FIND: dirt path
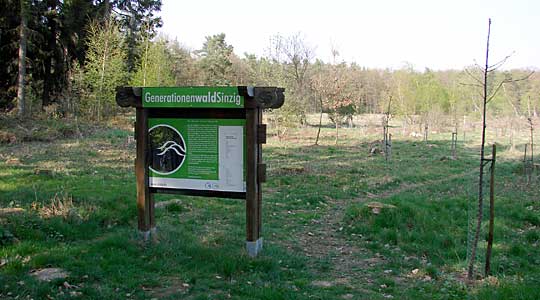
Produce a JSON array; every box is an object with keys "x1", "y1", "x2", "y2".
[
  {"x1": 364, "y1": 168, "x2": 477, "y2": 201},
  {"x1": 289, "y1": 169, "x2": 477, "y2": 289}
]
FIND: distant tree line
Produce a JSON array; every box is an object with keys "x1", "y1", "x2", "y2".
[{"x1": 1, "y1": 5, "x2": 539, "y2": 126}]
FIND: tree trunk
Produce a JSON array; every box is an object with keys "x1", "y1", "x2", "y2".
[
  {"x1": 314, "y1": 96, "x2": 323, "y2": 145},
  {"x1": 485, "y1": 144, "x2": 496, "y2": 277},
  {"x1": 126, "y1": 15, "x2": 136, "y2": 72},
  {"x1": 98, "y1": 24, "x2": 110, "y2": 122},
  {"x1": 143, "y1": 34, "x2": 149, "y2": 86},
  {"x1": 335, "y1": 119, "x2": 339, "y2": 145},
  {"x1": 42, "y1": 0, "x2": 58, "y2": 109},
  {"x1": 103, "y1": 0, "x2": 110, "y2": 20},
  {"x1": 527, "y1": 96, "x2": 532, "y2": 118},
  {"x1": 17, "y1": 0, "x2": 28, "y2": 117}
]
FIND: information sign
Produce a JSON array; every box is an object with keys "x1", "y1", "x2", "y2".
[{"x1": 116, "y1": 86, "x2": 284, "y2": 257}]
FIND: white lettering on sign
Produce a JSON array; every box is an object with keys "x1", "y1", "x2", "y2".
[{"x1": 144, "y1": 92, "x2": 242, "y2": 106}]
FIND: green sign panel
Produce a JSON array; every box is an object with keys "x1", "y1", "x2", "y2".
[
  {"x1": 148, "y1": 118, "x2": 246, "y2": 192},
  {"x1": 143, "y1": 87, "x2": 244, "y2": 108}
]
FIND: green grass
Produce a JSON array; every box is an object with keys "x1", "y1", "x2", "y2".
[{"x1": 1, "y1": 117, "x2": 539, "y2": 299}]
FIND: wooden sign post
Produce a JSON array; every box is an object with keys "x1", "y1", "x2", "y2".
[{"x1": 116, "y1": 86, "x2": 284, "y2": 257}]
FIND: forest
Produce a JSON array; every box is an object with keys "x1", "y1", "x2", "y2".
[{"x1": 1, "y1": 0, "x2": 539, "y2": 128}]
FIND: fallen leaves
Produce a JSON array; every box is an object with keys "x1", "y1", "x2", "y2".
[
  {"x1": 29, "y1": 268, "x2": 69, "y2": 282},
  {"x1": 366, "y1": 202, "x2": 397, "y2": 215},
  {"x1": 311, "y1": 280, "x2": 334, "y2": 288}
]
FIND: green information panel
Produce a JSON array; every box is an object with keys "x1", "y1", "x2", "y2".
[
  {"x1": 143, "y1": 87, "x2": 244, "y2": 108},
  {"x1": 148, "y1": 118, "x2": 246, "y2": 192}
]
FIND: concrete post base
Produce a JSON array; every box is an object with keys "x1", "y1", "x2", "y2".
[
  {"x1": 139, "y1": 227, "x2": 157, "y2": 243},
  {"x1": 246, "y1": 238, "x2": 263, "y2": 257}
]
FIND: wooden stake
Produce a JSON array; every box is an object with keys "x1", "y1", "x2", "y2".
[
  {"x1": 529, "y1": 118, "x2": 534, "y2": 164},
  {"x1": 451, "y1": 132, "x2": 458, "y2": 159},
  {"x1": 485, "y1": 144, "x2": 496, "y2": 276},
  {"x1": 387, "y1": 133, "x2": 392, "y2": 161},
  {"x1": 524, "y1": 144, "x2": 531, "y2": 184}
]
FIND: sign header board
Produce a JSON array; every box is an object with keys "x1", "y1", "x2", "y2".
[{"x1": 142, "y1": 87, "x2": 244, "y2": 108}]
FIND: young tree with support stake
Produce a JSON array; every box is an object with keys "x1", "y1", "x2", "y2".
[
  {"x1": 383, "y1": 95, "x2": 393, "y2": 161},
  {"x1": 466, "y1": 18, "x2": 533, "y2": 281}
]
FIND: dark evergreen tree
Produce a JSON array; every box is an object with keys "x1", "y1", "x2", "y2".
[
  {"x1": 113, "y1": 0, "x2": 162, "y2": 72},
  {"x1": 0, "y1": 0, "x2": 21, "y2": 110},
  {"x1": 196, "y1": 33, "x2": 234, "y2": 85}
]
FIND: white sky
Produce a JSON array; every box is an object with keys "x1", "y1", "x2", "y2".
[{"x1": 158, "y1": 0, "x2": 540, "y2": 70}]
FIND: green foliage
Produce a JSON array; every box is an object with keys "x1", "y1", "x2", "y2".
[
  {"x1": 131, "y1": 37, "x2": 175, "y2": 87},
  {"x1": 168, "y1": 39, "x2": 201, "y2": 85},
  {"x1": 82, "y1": 19, "x2": 128, "y2": 121},
  {"x1": 196, "y1": 33, "x2": 234, "y2": 85},
  {"x1": 114, "y1": 0, "x2": 163, "y2": 72}
]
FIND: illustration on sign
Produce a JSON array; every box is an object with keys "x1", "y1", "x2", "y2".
[
  {"x1": 148, "y1": 118, "x2": 246, "y2": 193},
  {"x1": 149, "y1": 124, "x2": 186, "y2": 175}
]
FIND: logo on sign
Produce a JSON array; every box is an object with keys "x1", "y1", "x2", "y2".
[{"x1": 149, "y1": 124, "x2": 186, "y2": 175}]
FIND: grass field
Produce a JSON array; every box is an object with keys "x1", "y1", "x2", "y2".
[{"x1": 1, "y1": 116, "x2": 539, "y2": 299}]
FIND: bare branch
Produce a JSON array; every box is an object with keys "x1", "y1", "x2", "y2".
[
  {"x1": 459, "y1": 82, "x2": 483, "y2": 88},
  {"x1": 486, "y1": 81, "x2": 505, "y2": 103},
  {"x1": 487, "y1": 52, "x2": 515, "y2": 72},
  {"x1": 472, "y1": 59, "x2": 483, "y2": 70},
  {"x1": 486, "y1": 71, "x2": 535, "y2": 103},
  {"x1": 511, "y1": 71, "x2": 535, "y2": 82},
  {"x1": 464, "y1": 68, "x2": 484, "y2": 85}
]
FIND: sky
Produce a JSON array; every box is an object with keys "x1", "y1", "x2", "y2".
[{"x1": 158, "y1": 0, "x2": 540, "y2": 71}]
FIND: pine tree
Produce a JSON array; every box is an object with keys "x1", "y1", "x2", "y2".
[{"x1": 196, "y1": 33, "x2": 234, "y2": 85}]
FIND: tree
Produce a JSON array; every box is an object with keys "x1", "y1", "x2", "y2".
[
  {"x1": 267, "y1": 33, "x2": 315, "y2": 125},
  {"x1": 466, "y1": 19, "x2": 533, "y2": 280},
  {"x1": 168, "y1": 39, "x2": 201, "y2": 85},
  {"x1": 389, "y1": 66, "x2": 420, "y2": 133},
  {"x1": 310, "y1": 60, "x2": 326, "y2": 145},
  {"x1": 415, "y1": 69, "x2": 450, "y2": 131},
  {"x1": 83, "y1": 19, "x2": 127, "y2": 121},
  {"x1": 312, "y1": 49, "x2": 354, "y2": 145},
  {"x1": 61, "y1": 0, "x2": 103, "y2": 66},
  {"x1": 324, "y1": 59, "x2": 354, "y2": 145},
  {"x1": 0, "y1": 0, "x2": 19, "y2": 110},
  {"x1": 131, "y1": 36, "x2": 174, "y2": 87},
  {"x1": 41, "y1": 0, "x2": 60, "y2": 108},
  {"x1": 196, "y1": 33, "x2": 234, "y2": 85},
  {"x1": 114, "y1": 0, "x2": 162, "y2": 72}
]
